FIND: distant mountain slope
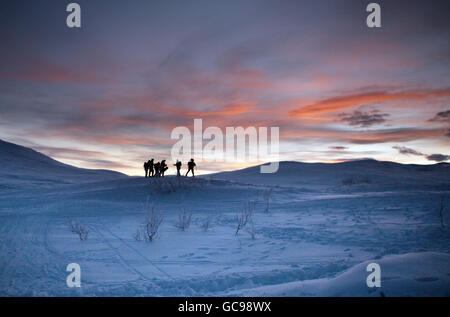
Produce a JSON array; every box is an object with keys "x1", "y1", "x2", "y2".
[
  {"x1": 210, "y1": 160, "x2": 450, "y2": 191},
  {"x1": 0, "y1": 139, "x2": 126, "y2": 187}
]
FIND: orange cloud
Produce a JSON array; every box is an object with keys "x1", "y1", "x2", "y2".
[
  {"x1": 347, "y1": 128, "x2": 446, "y2": 144},
  {"x1": 289, "y1": 88, "x2": 450, "y2": 118},
  {"x1": 280, "y1": 125, "x2": 448, "y2": 145},
  {"x1": 183, "y1": 104, "x2": 255, "y2": 117}
]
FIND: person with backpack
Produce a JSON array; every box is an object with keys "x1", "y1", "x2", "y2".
[
  {"x1": 174, "y1": 160, "x2": 182, "y2": 177},
  {"x1": 148, "y1": 158, "x2": 155, "y2": 177},
  {"x1": 154, "y1": 161, "x2": 161, "y2": 177},
  {"x1": 160, "y1": 160, "x2": 168, "y2": 177},
  {"x1": 185, "y1": 158, "x2": 196, "y2": 177},
  {"x1": 143, "y1": 161, "x2": 149, "y2": 177}
]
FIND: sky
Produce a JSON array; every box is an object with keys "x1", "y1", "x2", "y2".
[{"x1": 0, "y1": 0, "x2": 449, "y2": 175}]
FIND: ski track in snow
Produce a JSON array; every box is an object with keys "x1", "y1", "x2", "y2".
[{"x1": 96, "y1": 223, "x2": 174, "y2": 280}]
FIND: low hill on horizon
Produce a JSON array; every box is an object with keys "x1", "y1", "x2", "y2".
[
  {"x1": 0, "y1": 139, "x2": 126, "y2": 188},
  {"x1": 210, "y1": 159, "x2": 450, "y2": 191}
]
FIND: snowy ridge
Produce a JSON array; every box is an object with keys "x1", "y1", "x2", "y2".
[
  {"x1": 211, "y1": 160, "x2": 450, "y2": 191},
  {"x1": 0, "y1": 139, "x2": 126, "y2": 188}
]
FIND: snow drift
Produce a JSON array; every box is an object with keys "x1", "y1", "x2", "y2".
[{"x1": 230, "y1": 252, "x2": 450, "y2": 297}]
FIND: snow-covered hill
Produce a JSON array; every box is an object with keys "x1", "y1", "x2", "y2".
[
  {"x1": 0, "y1": 139, "x2": 126, "y2": 188},
  {"x1": 211, "y1": 160, "x2": 450, "y2": 191}
]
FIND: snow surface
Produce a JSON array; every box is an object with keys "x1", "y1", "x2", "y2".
[
  {"x1": 0, "y1": 140, "x2": 449, "y2": 296},
  {"x1": 229, "y1": 252, "x2": 450, "y2": 297}
]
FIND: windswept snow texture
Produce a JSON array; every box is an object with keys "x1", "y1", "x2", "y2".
[{"x1": 0, "y1": 141, "x2": 449, "y2": 296}]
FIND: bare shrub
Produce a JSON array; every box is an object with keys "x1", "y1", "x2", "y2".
[
  {"x1": 342, "y1": 176, "x2": 371, "y2": 185},
  {"x1": 151, "y1": 177, "x2": 208, "y2": 194},
  {"x1": 361, "y1": 176, "x2": 371, "y2": 184},
  {"x1": 201, "y1": 215, "x2": 213, "y2": 231},
  {"x1": 68, "y1": 219, "x2": 90, "y2": 241},
  {"x1": 246, "y1": 220, "x2": 256, "y2": 239},
  {"x1": 143, "y1": 205, "x2": 163, "y2": 241},
  {"x1": 132, "y1": 228, "x2": 142, "y2": 241},
  {"x1": 152, "y1": 177, "x2": 190, "y2": 194},
  {"x1": 175, "y1": 208, "x2": 192, "y2": 231},
  {"x1": 262, "y1": 188, "x2": 273, "y2": 213},
  {"x1": 235, "y1": 201, "x2": 255, "y2": 236},
  {"x1": 153, "y1": 178, "x2": 178, "y2": 194},
  {"x1": 439, "y1": 198, "x2": 446, "y2": 230},
  {"x1": 342, "y1": 177, "x2": 355, "y2": 185},
  {"x1": 68, "y1": 218, "x2": 76, "y2": 233}
]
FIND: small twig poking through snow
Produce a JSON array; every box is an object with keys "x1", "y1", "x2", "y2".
[
  {"x1": 235, "y1": 200, "x2": 255, "y2": 236},
  {"x1": 262, "y1": 188, "x2": 273, "y2": 213},
  {"x1": 439, "y1": 197, "x2": 445, "y2": 230},
  {"x1": 175, "y1": 208, "x2": 192, "y2": 231},
  {"x1": 68, "y1": 219, "x2": 89, "y2": 241},
  {"x1": 201, "y1": 215, "x2": 212, "y2": 231},
  {"x1": 132, "y1": 228, "x2": 142, "y2": 241},
  {"x1": 143, "y1": 205, "x2": 163, "y2": 242},
  {"x1": 68, "y1": 218, "x2": 76, "y2": 233},
  {"x1": 78, "y1": 226, "x2": 89, "y2": 241},
  {"x1": 245, "y1": 219, "x2": 256, "y2": 239}
]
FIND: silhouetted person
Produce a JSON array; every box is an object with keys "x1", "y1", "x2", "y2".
[
  {"x1": 160, "y1": 160, "x2": 168, "y2": 177},
  {"x1": 143, "y1": 161, "x2": 149, "y2": 177},
  {"x1": 148, "y1": 159, "x2": 154, "y2": 177},
  {"x1": 154, "y1": 161, "x2": 161, "y2": 177},
  {"x1": 174, "y1": 160, "x2": 182, "y2": 177},
  {"x1": 186, "y1": 158, "x2": 196, "y2": 177}
]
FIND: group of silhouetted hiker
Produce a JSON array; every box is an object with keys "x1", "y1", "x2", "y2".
[{"x1": 143, "y1": 158, "x2": 196, "y2": 178}]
